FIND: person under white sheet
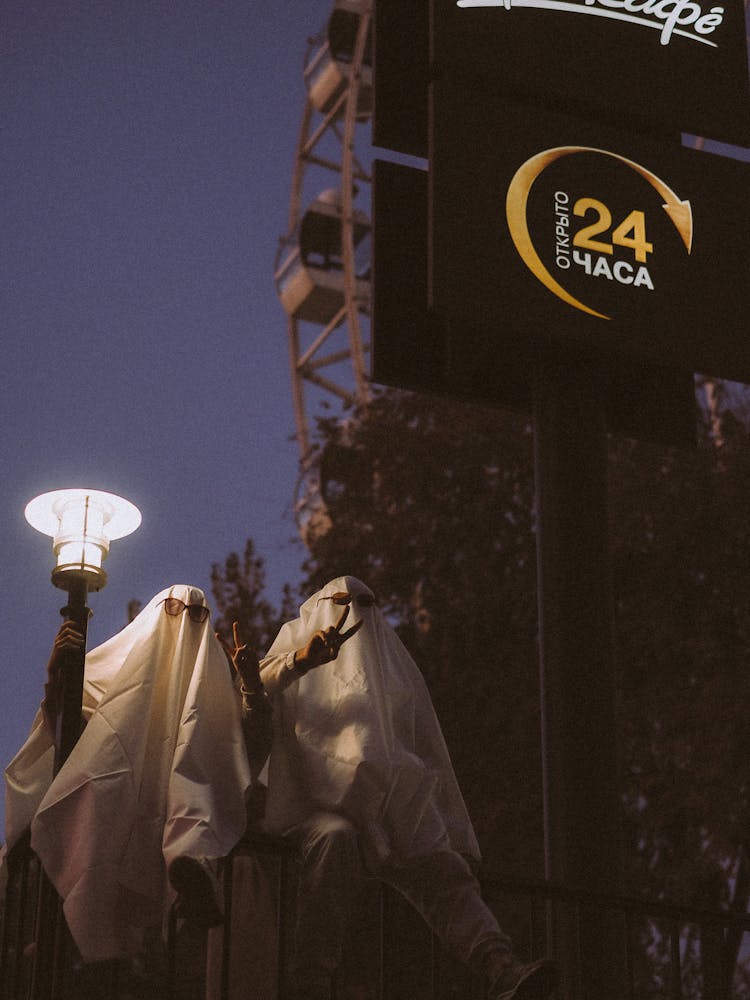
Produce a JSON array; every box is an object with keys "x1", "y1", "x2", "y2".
[
  {"x1": 257, "y1": 575, "x2": 557, "y2": 1000},
  {"x1": 4, "y1": 584, "x2": 252, "y2": 963}
]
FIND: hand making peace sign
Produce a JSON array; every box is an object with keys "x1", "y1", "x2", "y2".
[
  {"x1": 293, "y1": 603, "x2": 363, "y2": 675},
  {"x1": 217, "y1": 621, "x2": 263, "y2": 694}
]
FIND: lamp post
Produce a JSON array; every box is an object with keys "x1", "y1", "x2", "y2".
[
  {"x1": 24, "y1": 489, "x2": 140, "y2": 1000},
  {"x1": 25, "y1": 488, "x2": 142, "y2": 772}
]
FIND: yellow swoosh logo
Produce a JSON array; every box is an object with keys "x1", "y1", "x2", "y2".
[{"x1": 505, "y1": 146, "x2": 693, "y2": 319}]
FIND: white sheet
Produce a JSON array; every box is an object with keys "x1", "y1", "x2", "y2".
[
  {"x1": 261, "y1": 576, "x2": 480, "y2": 868},
  {"x1": 5, "y1": 584, "x2": 251, "y2": 961}
]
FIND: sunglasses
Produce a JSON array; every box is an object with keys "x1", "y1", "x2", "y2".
[
  {"x1": 160, "y1": 597, "x2": 210, "y2": 623},
  {"x1": 317, "y1": 590, "x2": 375, "y2": 608}
]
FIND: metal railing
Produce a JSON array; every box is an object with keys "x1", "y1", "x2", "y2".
[
  {"x1": 482, "y1": 875, "x2": 750, "y2": 1000},
  {"x1": 3, "y1": 834, "x2": 749, "y2": 1000}
]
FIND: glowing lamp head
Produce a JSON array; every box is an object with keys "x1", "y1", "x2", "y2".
[{"x1": 25, "y1": 489, "x2": 142, "y2": 591}]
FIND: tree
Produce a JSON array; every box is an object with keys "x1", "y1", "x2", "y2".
[
  {"x1": 612, "y1": 396, "x2": 750, "y2": 997},
  {"x1": 301, "y1": 384, "x2": 750, "y2": 995},
  {"x1": 212, "y1": 383, "x2": 750, "y2": 995},
  {"x1": 210, "y1": 538, "x2": 297, "y2": 655}
]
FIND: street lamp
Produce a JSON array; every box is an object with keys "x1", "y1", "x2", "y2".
[
  {"x1": 23, "y1": 489, "x2": 141, "y2": 998},
  {"x1": 24, "y1": 488, "x2": 141, "y2": 771}
]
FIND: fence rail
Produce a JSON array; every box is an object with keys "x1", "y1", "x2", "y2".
[
  {"x1": 3, "y1": 834, "x2": 749, "y2": 999},
  {"x1": 482, "y1": 874, "x2": 750, "y2": 1000}
]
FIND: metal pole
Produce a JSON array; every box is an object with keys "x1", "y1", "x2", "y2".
[
  {"x1": 53, "y1": 578, "x2": 90, "y2": 775},
  {"x1": 31, "y1": 577, "x2": 91, "y2": 999},
  {"x1": 533, "y1": 357, "x2": 627, "y2": 1000}
]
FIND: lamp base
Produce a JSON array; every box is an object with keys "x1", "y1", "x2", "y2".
[{"x1": 51, "y1": 565, "x2": 107, "y2": 592}]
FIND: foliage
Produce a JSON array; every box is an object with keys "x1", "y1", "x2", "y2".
[
  {"x1": 212, "y1": 381, "x2": 750, "y2": 994},
  {"x1": 210, "y1": 538, "x2": 297, "y2": 656},
  {"x1": 614, "y1": 411, "x2": 750, "y2": 910},
  {"x1": 611, "y1": 393, "x2": 750, "y2": 996},
  {"x1": 303, "y1": 383, "x2": 750, "y2": 993}
]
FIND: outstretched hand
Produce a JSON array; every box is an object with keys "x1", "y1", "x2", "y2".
[
  {"x1": 217, "y1": 622, "x2": 262, "y2": 693},
  {"x1": 294, "y1": 604, "x2": 363, "y2": 675}
]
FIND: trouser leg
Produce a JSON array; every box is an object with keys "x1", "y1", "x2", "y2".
[
  {"x1": 379, "y1": 850, "x2": 512, "y2": 969},
  {"x1": 380, "y1": 852, "x2": 557, "y2": 998},
  {"x1": 287, "y1": 811, "x2": 365, "y2": 997}
]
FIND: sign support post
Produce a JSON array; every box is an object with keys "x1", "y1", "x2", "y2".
[{"x1": 533, "y1": 358, "x2": 627, "y2": 998}]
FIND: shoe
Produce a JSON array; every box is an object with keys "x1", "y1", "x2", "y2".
[
  {"x1": 489, "y1": 956, "x2": 558, "y2": 999},
  {"x1": 168, "y1": 855, "x2": 224, "y2": 928}
]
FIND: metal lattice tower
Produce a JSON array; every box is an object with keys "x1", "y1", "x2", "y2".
[{"x1": 275, "y1": 1, "x2": 373, "y2": 546}]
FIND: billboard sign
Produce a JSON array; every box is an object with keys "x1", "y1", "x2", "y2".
[
  {"x1": 373, "y1": 159, "x2": 697, "y2": 444},
  {"x1": 429, "y1": 85, "x2": 750, "y2": 381},
  {"x1": 433, "y1": 0, "x2": 750, "y2": 146}
]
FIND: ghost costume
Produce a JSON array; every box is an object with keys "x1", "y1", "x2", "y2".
[
  {"x1": 259, "y1": 576, "x2": 511, "y2": 996},
  {"x1": 4, "y1": 585, "x2": 251, "y2": 962}
]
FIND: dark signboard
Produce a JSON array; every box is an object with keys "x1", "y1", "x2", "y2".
[
  {"x1": 429, "y1": 85, "x2": 750, "y2": 382},
  {"x1": 373, "y1": 159, "x2": 697, "y2": 445},
  {"x1": 374, "y1": 0, "x2": 750, "y2": 154},
  {"x1": 373, "y1": 0, "x2": 429, "y2": 157}
]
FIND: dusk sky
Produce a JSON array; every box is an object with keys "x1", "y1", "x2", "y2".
[{"x1": 1, "y1": 0, "x2": 354, "y2": 835}]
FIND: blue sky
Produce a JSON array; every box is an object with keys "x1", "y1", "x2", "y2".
[{"x1": 1, "y1": 0, "x2": 346, "y2": 835}]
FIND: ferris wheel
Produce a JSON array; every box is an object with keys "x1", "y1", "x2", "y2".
[{"x1": 275, "y1": 0, "x2": 373, "y2": 545}]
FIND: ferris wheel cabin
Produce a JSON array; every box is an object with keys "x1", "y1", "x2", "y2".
[
  {"x1": 275, "y1": 190, "x2": 371, "y2": 324},
  {"x1": 303, "y1": 0, "x2": 373, "y2": 117}
]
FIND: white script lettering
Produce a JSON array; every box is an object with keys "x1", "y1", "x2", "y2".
[{"x1": 457, "y1": 0, "x2": 724, "y2": 47}]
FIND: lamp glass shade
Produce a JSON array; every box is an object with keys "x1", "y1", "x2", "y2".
[{"x1": 25, "y1": 489, "x2": 141, "y2": 589}]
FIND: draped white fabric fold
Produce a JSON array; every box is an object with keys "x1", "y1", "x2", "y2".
[{"x1": 4, "y1": 584, "x2": 251, "y2": 962}]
